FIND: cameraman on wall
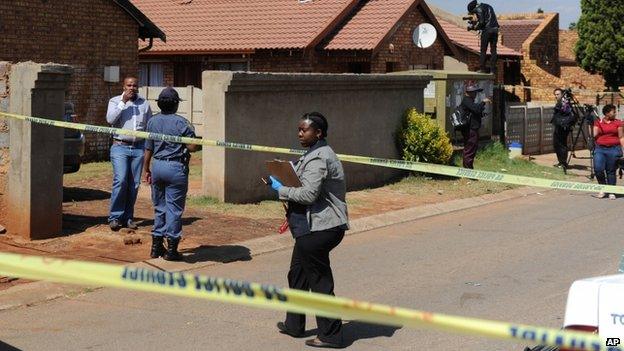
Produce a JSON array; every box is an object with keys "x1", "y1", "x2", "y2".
[
  {"x1": 466, "y1": 0, "x2": 499, "y2": 74},
  {"x1": 550, "y1": 88, "x2": 575, "y2": 169}
]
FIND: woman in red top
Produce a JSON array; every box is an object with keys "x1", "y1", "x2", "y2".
[{"x1": 593, "y1": 104, "x2": 624, "y2": 199}]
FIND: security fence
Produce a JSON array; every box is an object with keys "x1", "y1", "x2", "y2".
[{"x1": 505, "y1": 104, "x2": 595, "y2": 155}]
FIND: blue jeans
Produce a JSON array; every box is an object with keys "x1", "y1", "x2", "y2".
[
  {"x1": 594, "y1": 145, "x2": 622, "y2": 186},
  {"x1": 151, "y1": 160, "x2": 189, "y2": 239},
  {"x1": 109, "y1": 143, "x2": 144, "y2": 223}
]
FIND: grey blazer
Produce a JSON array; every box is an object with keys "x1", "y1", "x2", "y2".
[{"x1": 278, "y1": 139, "x2": 349, "y2": 233}]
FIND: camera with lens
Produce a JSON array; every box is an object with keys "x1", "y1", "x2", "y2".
[
  {"x1": 561, "y1": 88, "x2": 574, "y2": 102},
  {"x1": 463, "y1": 15, "x2": 478, "y2": 31}
]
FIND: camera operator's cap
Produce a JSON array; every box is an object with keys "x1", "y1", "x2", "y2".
[
  {"x1": 467, "y1": 0, "x2": 478, "y2": 12},
  {"x1": 466, "y1": 84, "x2": 483, "y2": 93},
  {"x1": 156, "y1": 87, "x2": 183, "y2": 102}
]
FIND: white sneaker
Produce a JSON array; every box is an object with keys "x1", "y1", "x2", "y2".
[
  {"x1": 594, "y1": 192, "x2": 606, "y2": 198},
  {"x1": 609, "y1": 194, "x2": 617, "y2": 200}
]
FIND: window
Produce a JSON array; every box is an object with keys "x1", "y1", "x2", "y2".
[
  {"x1": 138, "y1": 63, "x2": 164, "y2": 86},
  {"x1": 174, "y1": 62, "x2": 202, "y2": 87},
  {"x1": 385, "y1": 62, "x2": 398, "y2": 73}
]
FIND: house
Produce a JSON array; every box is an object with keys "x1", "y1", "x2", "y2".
[
  {"x1": 133, "y1": 0, "x2": 459, "y2": 87},
  {"x1": 0, "y1": 0, "x2": 165, "y2": 160},
  {"x1": 497, "y1": 12, "x2": 608, "y2": 103}
]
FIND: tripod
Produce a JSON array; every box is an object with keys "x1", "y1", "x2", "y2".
[{"x1": 566, "y1": 102, "x2": 596, "y2": 179}]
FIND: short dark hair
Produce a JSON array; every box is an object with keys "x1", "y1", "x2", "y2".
[
  {"x1": 603, "y1": 104, "x2": 617, "y2": 116},
  {"x1": 553, "y1": 88, "x2": 563, "y2": 94},
  {"x1": 301, "y1": 112, "x2": 329, "y2": 138},
  {"x1": 157, "y1": 98, "x2": 179, "y2": 114}
]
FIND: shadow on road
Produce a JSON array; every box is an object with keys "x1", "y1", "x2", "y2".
[
  {"x1": 341, "y1": 321, "x2": 401, "y2": 347},
  {"x1": 182, "y1": 244, "x2": 252, "y2": 264},
  {"x1": 0, "y1": 340, "x2": 22, "y2": 350}
]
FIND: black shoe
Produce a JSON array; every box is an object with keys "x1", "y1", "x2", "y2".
[
  {"x1": 277, "y1": 322, "x2": 305, "y2": 338},
  {"x1": 150, "y1": 235, "x2": 166, "y2": 258},
  {"x1": 109, "y1": 219, "x2": 122, "y2": 232},
  {"x1": 163, "y1": 236, "x2": 183, "y2": 261},
  {"x1": 304, "y1": 338, "x2": 344, "y2": 349},
  {"x1": 126, "y1": 219, "x2": 138, "y2": 230}
]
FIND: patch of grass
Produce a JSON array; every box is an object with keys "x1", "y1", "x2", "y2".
[
  {"x1": 63, "y1": 161, "x2": 111, "y2": 182},
  {"x1": 186, "y1": 195, "x2": 284, "y2": 219},
  {"x1": 189, "y1": 150, "x2": 202, "y2": 181},
  {"x1": 470, "y1": 142, "x2": 570, "y2": 180},
  {"x1": 389, "y1": 142, "x2": 572, "y2": 196}
]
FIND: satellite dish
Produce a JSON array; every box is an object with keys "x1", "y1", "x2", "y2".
[{"x1": 413, "y1": 23, "x2": 437, "y2": 49}]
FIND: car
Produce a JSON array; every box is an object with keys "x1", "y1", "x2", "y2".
[
  {"x1": 525, "y1": 274, "x2": 624, "y2": 351},
  {"x1": 63, "y1": 102, "x2": 85, "y2": 174}
]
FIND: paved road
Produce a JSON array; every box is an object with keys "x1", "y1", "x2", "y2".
[{"x1": 0, "y1": 189, "x2": 622, "y2": 350}]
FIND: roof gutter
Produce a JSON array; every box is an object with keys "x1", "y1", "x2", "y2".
[{"x1": 138, "y1": 37, "x2": 154, "y2": 53}]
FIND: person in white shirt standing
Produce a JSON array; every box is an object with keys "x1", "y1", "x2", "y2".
[{"x1": 105, "y1": 77, "x2": 152, "y2": 232}]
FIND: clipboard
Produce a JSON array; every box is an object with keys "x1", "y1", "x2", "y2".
[{"x1": 265, "y1": 159, "x2": 302, "y2": 187}]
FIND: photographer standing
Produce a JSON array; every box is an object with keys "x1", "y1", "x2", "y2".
[
  {"x1": 459, "y1": 84, "x2": 490, "y2": 169},
  {"x1": 592, "y1": 104, "x2": 624, "y2": 199},
  {"x1": 550, "y1": 88, "x2": 575, "y2": 169},
  {"x1": 467, "y1": 0, "x2": 499, "y2": 74}
]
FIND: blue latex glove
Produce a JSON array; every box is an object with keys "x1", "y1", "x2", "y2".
[{"x1": 269, "y1": 176, "x2": 283, "y2": 191}]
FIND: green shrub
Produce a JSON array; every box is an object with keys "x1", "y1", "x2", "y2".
[{"x1": 396, "y1": 108, "x2": 453, "y2": 164}]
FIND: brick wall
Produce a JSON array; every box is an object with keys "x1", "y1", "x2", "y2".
[
  {"x1": 0, "y1": 0, "x2": 141, "y2": 160},
  {"x1": 559, "y1": 30, "x2": 606, "y2": 91},
  {"x1": 371, "y1": 6, "x2": 445, "y2": 72},
  {"x1": 524, "y1": 14, "x2": 560, "y2": 77},
  {"x1": 251, "y1": 50, "x2": 315, "y2": 72}
]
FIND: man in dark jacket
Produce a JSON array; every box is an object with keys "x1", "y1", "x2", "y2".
[
  {"x1": 459, "y1": 84, "x2": 490, "y2": 169},
  {"x1": 550, "y1": 88, "x2": 574, "y2": 168},
  {"x1": 467, "y1": 0, "x2": 499, "y2": 74}
]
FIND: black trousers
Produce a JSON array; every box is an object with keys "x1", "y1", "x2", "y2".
[
  {"x1": 461, "y1": 128, "x2": 479, "y2": 169},
  {"x1": 553, "y1": 126, "x2": 570, "y2": 166},
  {"x1": 480, "y1": 27, "x2": 499, "y2": 73},
  {"x1": 285, "y1": 229, "x2": 345, "y2": 344}
]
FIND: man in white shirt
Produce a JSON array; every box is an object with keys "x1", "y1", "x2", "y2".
[{"x1": 105, "y1": 77, "x2": 152, "y2": 231}]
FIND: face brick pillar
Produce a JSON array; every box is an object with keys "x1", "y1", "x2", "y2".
[{"x1": 7, "y1": 62, "x2": 72, "y2": 240}]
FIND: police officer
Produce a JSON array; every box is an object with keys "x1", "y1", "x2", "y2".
[{"x1": 143, "y1": 87, "x2": 199, "y2": 261}]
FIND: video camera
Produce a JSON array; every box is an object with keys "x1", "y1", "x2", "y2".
[{"x1": 463, "y1": 15, "x2": 478, "y2": 31}]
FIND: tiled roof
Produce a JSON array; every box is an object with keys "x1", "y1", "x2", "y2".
[
  {"x1": 498, "y1": 20, "x2": 542, "y2": 52},
  {"x1": 132, "y1": 0, "x2": 358, "y2": 53},
  {"x1": 436, "y1": 19, "x2": 521, "y2": 57},
  {"x1": 323, "y1": 0, "x2": 416, "y2": 50}
]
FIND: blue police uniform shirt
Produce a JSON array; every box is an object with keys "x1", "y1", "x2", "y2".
[{"x1": 145, "y1": 114, "x2": 196, "y2": 159}]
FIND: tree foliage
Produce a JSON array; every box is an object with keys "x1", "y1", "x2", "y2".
[{"x1": 575, "y1": 0, "x2": 624, "y2": 91}]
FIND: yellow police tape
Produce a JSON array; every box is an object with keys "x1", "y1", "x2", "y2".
[
  {"x1": 0, "y1": 251, "x2": 613, "y2": 351},
  {"x1": 1, "y1": 111, "x2": 623, "y2": 195}
]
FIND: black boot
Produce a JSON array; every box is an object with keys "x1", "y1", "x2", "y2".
[
  {"x1": 150, "y1": 235, "x2": 166, "y2": 258},
  {"x1": 163, "y1": 236, "x2": 183, "y2": 261}
]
